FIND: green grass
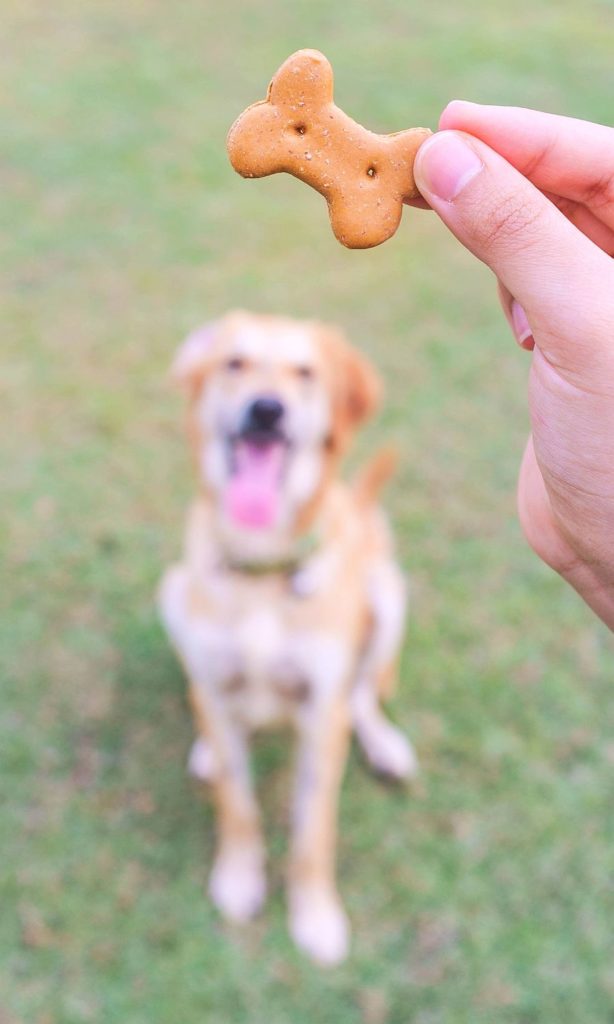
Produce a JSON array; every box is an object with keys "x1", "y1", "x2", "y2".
[{"x1": 2, "y1": 1, "x2": 614, "y2": 1021}]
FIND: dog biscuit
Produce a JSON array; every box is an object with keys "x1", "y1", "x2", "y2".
[{"x1": 227, "y1": 49, "x2": 432, "y2": 249}]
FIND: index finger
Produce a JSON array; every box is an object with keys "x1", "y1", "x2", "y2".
[{"x1": 439, "y1": 102, "x2": 614, "y2": 221}]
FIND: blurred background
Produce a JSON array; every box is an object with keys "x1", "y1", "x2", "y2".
[{"x1": 2, "y1": 1, "x2": 614, "y2": 1021}]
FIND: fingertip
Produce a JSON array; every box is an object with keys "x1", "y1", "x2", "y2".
[
  {"x1": 511, "y1": 300, "x2": 535, "y2": 350},
  {"x1": 414, "y1": 130, "x2": 484, "y2": 203},
  {"x1": 498, "y1": 283, "x2": 535, "y2": 351},
  {"x1": 438, "y1": 99, "x2": 481, "y2": 130},
  {"x1": 403, "y1": 196, "x2": 432, "y2": 210}
]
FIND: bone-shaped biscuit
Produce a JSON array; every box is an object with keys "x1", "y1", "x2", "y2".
[{"x1": 227, "y1": 49, "x2": 432, "y2": 249}]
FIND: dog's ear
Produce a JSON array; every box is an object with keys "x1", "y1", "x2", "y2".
[
  {"x1": 323, "y1": 327, "x2": 382, "y2": 450},
  {"x1": 170, "y1": 321, "x2": 218, "y2": 394},
  {"x1": 342, "y1": 342, "x2": 381, "y2": 428}
]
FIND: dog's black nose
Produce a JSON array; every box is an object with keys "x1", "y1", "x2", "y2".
[{"x1": 245, "y1": 396, "x2": 285, "y2": 432}]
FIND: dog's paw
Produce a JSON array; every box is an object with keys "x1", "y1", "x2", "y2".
[
  {"x1": 187, "y1": 737, "x2": 218, "y2": 782},
  {"x1": 208, "y1": 849, "x2": 266, "y2": 923},
  {"x1": 360, "y1": 721, "x2": 419, "y2": 782},
  {"x1": 289, "y1": 889, "x2": 350, "y2": 966}
]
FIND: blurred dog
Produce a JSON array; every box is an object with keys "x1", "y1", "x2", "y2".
[{"x1": 158, "y1": 311, "x2": 416, "y2": 965}]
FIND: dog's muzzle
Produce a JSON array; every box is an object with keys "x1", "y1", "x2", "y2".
[{"x1": 240, "y1": 394, "x2": 285, "y2": 441}]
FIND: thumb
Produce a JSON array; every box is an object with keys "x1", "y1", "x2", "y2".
[{"x1": 414, "y1": 130, "x2": 614, "y2": 382}]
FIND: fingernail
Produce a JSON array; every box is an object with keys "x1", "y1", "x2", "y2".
[
  {"x1": 415, "y1": 131, "x2": 484, "y2": 201},
  {"x1": 511, "y1": 300, "x2": 534, "y2": 348}
]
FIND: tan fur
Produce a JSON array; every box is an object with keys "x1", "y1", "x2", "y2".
[
  {"x1": 158, "y1": 312, "x2": 415, "y2": 965},
  {"x1": 353, "y1": 446, "x2": 398, "y2": 507}
]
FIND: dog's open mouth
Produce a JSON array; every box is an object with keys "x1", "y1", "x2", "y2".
[{"x1": 223, "y1": 434, "x2": 288, "y2": 529}]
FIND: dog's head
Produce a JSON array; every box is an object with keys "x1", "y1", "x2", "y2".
[{"x1": 172, "y1": 311, "x2": 381, "y2": 534}]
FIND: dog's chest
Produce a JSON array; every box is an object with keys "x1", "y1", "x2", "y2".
[{"x1": 198, "y1": 584, "x2": 353, "y2": 727}]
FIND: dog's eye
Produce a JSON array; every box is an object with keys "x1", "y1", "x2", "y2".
[
  {"x1": 295, "y1": 365, "x2": 315, "y2": 381},
  {"x1": 225, "y1": 356, "x2": 245, "y2": 372}
]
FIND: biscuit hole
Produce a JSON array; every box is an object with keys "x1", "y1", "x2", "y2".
[
  {"x1": 294, "y1": 123, "x2": 307, "y2": 135},
  {"x1": 366, "y1": 165, "x2": 377, "y2": 177}
]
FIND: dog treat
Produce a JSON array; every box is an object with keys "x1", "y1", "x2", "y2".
[{"x1": 227, "y1": 49, "x2": 432, "y2": 249}]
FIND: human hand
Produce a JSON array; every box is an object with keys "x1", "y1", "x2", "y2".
[{"x1": 412, "y1": 103, "x2": 614, "y2": 628}]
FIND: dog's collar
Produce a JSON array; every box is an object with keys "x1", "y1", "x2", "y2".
[{"x1": 223, "y1": 530, "x2": 320, "y2": 578}]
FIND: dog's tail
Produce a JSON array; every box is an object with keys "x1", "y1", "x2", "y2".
[{"x1": 352, "y1": 446, "x2": 398, "y2": 507}]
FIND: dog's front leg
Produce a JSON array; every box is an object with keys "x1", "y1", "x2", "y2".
[
  {"x1": 159, "y1": 566, "x2": 266, "y2": 921},
  {"x1": 288, "y1": 689, "x2": 351, "y2": 965},
  {"x1": 190, "y1": 684, "x2": 266, "y2": 923}
]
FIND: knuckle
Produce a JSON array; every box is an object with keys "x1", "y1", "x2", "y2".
[
  {"x1": 478, "y1": 191, "x2": 546, "y2": 255},
  {"x1": 581, "y1": 170, "x2": 614, "y2": 211}
]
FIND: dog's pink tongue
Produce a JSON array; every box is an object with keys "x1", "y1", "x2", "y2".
[{"x1": 224, "y1": 441, "x2": 284, "y2": 529}]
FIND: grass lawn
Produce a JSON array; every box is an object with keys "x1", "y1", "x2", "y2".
[{"x1": 1, "y1": 1, "x2": 613, "y2": 1021}]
